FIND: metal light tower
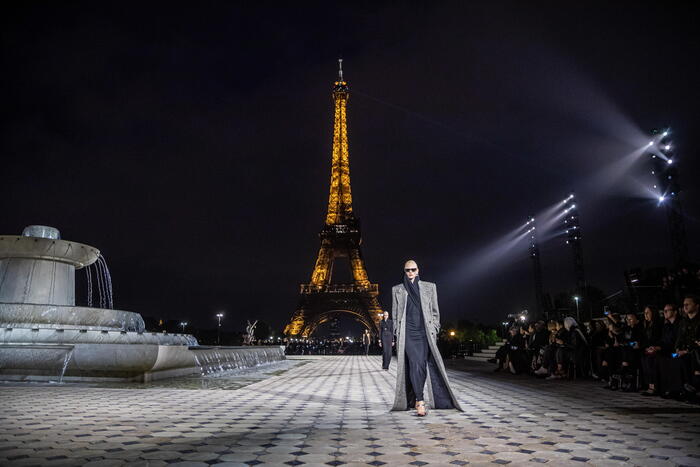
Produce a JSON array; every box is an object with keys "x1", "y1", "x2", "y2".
[
  {"x1": 527, "y1": 216, "x2": 546, "y2": 320},
  {"x1": 563, "y1": 194, "x2": 588, "y2": 321},
  {"x1": 649, "y1": 128, "x2": 687, "y2": 267}
]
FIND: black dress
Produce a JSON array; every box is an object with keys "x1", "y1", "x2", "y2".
[{"x1": 404, "y1": 282, "x2": 429, "y2": 400}]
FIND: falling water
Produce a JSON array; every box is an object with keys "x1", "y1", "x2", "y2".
[
  {"x1": 58, "y1": 348, "x2": 74, "y2": 383},
  {"x1": 85, "y1": 255, "x2": 114, "y2": 309},
  {"x1": 85, "y1": 266, "x2": 93, "y2": 307},
  {"x1": 94, "y1": 260, "x2": 105, "y2": 308},
  {"x1": 189, "y1": 347, "x2": 285, "y2": 377},
  {"x1": 193, "y1": 353, "x2": 202, "y2": 376},
  {"x1": 97, "y1": 255, "x2": 114, "y2": 309},
  {"x1": 98, "y1": 255, "x2": 114, "y2": 309}
]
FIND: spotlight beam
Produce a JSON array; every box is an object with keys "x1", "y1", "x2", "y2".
[{"x1": 449, "y1": 227, "x2": 533, "y2": 286}]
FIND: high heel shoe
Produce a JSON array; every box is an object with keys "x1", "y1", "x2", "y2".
[{"x1": 416, "y1": 401, "x2": 427, "y2": 417}]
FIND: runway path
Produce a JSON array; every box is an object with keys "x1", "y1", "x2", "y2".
[{"x1": 1, "y1": 355, "x2": 699, "y2": 466}]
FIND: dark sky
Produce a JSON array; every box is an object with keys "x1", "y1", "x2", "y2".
[{"x1": 2, "y1": 2, "x2": 698, "y2": 333}]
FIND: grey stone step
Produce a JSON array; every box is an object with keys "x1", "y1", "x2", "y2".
[
  {"x1": 466, "y1": 340, "x2": 505, "y2": 361},
  {"x1": 464, "y1": 355, "x2": 493, "y2": 362}
]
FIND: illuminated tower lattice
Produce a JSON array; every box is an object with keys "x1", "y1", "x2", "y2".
[
  {"x1": 649, "y1": 128, "x2": 687, "y2": 267},
  {"x1": 284, "y1": 60, "x2": 383, "y2": 337},
  {"x1": 563, "y1": 194, "x2": 588, "y2": 320}
]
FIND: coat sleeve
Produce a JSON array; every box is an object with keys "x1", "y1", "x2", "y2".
[{"x1": 431, "y1": 283, "x2": 440, "y2": 332}]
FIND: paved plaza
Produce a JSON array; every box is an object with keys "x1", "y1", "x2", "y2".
[{"x1": 1, "y1": 355, "x2": 699, "y2": 467}]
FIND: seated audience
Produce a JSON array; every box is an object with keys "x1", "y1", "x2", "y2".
[
  {"x1": 590, "y1": 320, "x2": 608, "y2": 379},
  {"x1": 619, "y1": 312, "x2": 645, "y2": 391},
  {"x1": 667, "y1": 295, "x2": 700, "y2": 400},
  {"x1": 547, "y1": 317, "x2": 588, "y2": 380},
  {"x1": 495, "y1": 326, "x2": 527, "y2": 374},
  {"x1": 640, "y1": 306, "x2": 663, "y2": 394},
  {"x1": 642, "y1": 304, "x2": 678, "y2": 396}
]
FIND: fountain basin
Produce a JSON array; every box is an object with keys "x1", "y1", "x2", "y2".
[
  {"x1": 0, "y1": 328, "x2": 192, "y2": 345},
  {"x1": 0, "y1": 226, "x2": 286, "y2": 383},
  {"x1": 0, "y1": 303, "x2": 145, "y2": 332},
  {"x1": 0, "y1": 235, "x2": 100, "y2": 306},
  {"x1": 0, "y1": 235, "x2": 99, "y2": 268},
  {"x1": 0, "y1": 340, "x2": 285, "y2": 382}
]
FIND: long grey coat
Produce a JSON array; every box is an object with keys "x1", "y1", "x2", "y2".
[{"x1": 390, "y1": 280, "x2": 463, "y2": 411}]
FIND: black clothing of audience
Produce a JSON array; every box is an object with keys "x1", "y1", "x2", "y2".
[
  {"x1": 640, "y1": 315, "x2": 664, "y2": 391},
  {"x1": 530, "y1": 328, "x2": 549, "y2": 351},
  {"x1": 657, "y1": 317, "x2": 683, "y2": 394},
  {"x1": 507, "y1": 332, "x2": 528, "y2": 373},
  {"x1": 660, "y1": 318, "x2": 681, "y2": 355},
  {"x1": 557, "y1": 325, "x2": 588, "y2": 375},
  {"x1": 676, "y1": 312, "x2": 700, "y2": 351},
  {"x1": 642, "y1": 318, "x2": 663, "y2": 349}
]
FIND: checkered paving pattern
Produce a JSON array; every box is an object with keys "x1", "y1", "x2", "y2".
[{"x1": 1, "y1": 356, "x2": 699, "y2": 466}]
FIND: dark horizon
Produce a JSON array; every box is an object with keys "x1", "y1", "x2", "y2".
[{"x1": 2, "y1": 2, "x2": 699, "y2": 334}]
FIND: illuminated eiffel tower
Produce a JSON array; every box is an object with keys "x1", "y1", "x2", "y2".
[{"x1": 284, "y1": 60, "x2": 383, "y2": 337}]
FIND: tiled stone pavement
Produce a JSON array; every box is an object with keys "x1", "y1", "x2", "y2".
[{"x1": 1, "y1": 356, "x2": 700, "y2": 466}]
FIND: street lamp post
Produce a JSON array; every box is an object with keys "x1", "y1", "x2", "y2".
[
  {"x1": 573, "y1": 296, "x2": 580, "y2": 322},
  {"x1": 180, "y1": 321, "x2": 187, "y2": 333},
  {"x1": 216, "y1": 313, "x2": 224, "y2": 345}
]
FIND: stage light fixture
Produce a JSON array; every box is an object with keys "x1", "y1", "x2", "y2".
[{"x1": 667, "y1": 159, "x2": 673, "y2": 164}]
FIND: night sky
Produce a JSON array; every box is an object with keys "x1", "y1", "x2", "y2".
[{"x1": 2, "y1": 2, "x2": 698, "y2": 334}]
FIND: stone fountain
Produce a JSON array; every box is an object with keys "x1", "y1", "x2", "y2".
[{"x1": 0, "y1": 226, "x2": 284, "y2": 382}]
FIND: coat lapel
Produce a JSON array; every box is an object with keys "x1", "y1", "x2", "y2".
[
  {"x1": 418, "y1": 280, "x2": 430, "y2": 313},
  {"x1": 396, "y1": 286, "x2": 407, "y2": 321}
]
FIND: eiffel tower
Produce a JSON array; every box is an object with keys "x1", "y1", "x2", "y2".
[{"x1": 284, "y1": 60, "x2": 383, "y2": 337}]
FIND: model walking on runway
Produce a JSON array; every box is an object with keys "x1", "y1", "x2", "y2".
[{"x1": 391, "y1": 260, "x2": 462, "y2": 416}]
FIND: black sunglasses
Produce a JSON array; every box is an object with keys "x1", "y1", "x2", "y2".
[{"x1": 404, "y1": 268, "x2": 417, "y2": 272}]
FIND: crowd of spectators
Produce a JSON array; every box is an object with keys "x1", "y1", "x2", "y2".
[
  {"x1": 491, "y1": 294, "x2": 700, "y2": 403},
  {"x1": 283, "y1": 337, "x2": 380, "y2": 355}
]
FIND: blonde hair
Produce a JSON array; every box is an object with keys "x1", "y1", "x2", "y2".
[{"x1": 564, "y1": 317, "x2": 578, "y2": 330}]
